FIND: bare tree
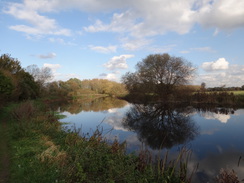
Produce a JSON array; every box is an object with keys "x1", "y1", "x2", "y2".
[
  {"x1": 25, "y1": 65, "x2": 53, "y2": 86},
  {"x1": 122, "y1": 53, "x2": 196, "y2": 98}
]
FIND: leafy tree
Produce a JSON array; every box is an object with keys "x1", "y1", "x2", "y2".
[
  {"x1": 0, "y1": 53, "x2": 41, "y2": 101},
  {"x1": 15, "y1": 71, "x2": 40, "y2": 100},
  {"x1": 0, "y1": 54, "x2": 22, "y2": 74},
  {"x1": 122, "y1": 53, "x2": 195, "y2": 98},
  {"x1": 0, "y1": 70, "x2": 14, "y2": 100}
]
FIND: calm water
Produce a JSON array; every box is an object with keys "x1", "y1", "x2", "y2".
[{"x1": 58, "y1": 97, "x2": 244, "y2": 182}]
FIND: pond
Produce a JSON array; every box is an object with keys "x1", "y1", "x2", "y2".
[{"x1": 58, "y1": 97, "x2": 244, "y2": 182}]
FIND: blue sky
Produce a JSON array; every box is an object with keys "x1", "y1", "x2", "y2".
[{"x1": 1, "y1": 0, "x2": 244, "y2": 87}]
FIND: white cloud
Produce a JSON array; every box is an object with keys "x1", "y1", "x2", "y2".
[
  {"x1": 84, "y1": 1, "x2": 196, "y2": 37},
  {"x1": 104, "y1": 54, "x2": 134, "y2": 70},
  {"x1": 37, "y1": 52, "x2": 56, "y2": 59},
  {"x1": 121, "y1": 37, "x2": 152, "y2": 51},
  {"x1": 196, "y1": 64, "x2": 244, "y2": 87},
  {"x1": 43, "y1": 63, "x2": 61, "y2": 71},
  {"x1": 4, "y1": 1, "x2": 71, "y2": 36},
  {"x1": 84, "y1": 11, "x2": 136, "y2": 33},
  {"x1": 4, "y1": 0, "x2": 244, "y2": 40},
  {"x1": 4, "y1": 0, "x2": 244, "y2": 41},
  {"x1": 89, "y1": 45, "x2": 117, "y2": 53},
  {"x1": 197, "y1": 0, "x2": 244, "y2": 30},
  {"x1": 99, "y1": 73, "x2": 118, "y2": 81},
  {"x1": 202, "y1": 58, "x2": 229, "y2": 71}
]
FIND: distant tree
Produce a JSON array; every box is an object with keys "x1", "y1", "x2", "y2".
[
  {"x1": 25, "y1": 64, "x2": 52, "y2": 86},
  {"x1": 200, "y1": 82, "x2": 206, "y2": 91},
  {"x1": 122, "y1": 53, "x2": 195, "y2": 98},
  {"x1": 241, "y1": 85, "x2": 244, "y2": 90}
]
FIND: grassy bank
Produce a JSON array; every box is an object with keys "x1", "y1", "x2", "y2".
[{"x1": 0, "y1": 100, "x2": 194, "y2": 183}]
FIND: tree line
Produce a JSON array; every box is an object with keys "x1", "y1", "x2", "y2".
[
  {"x1": 47, "y1": 78, "x2": 128, "y2": 99},
  {"x1": 2, "y1": 52, "x2": 241, "y2": 105},
  {"x1": 0, "y1": 53, "x2": 127, "y2": 104},
  {"x1": 0, "y1": 54, "x2": 44, "y2": 102}
]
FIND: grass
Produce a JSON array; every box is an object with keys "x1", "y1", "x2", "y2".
[
  {"x1": 216, "y1": 168, "x2": 240, "y2": 183},
  {"x1": 1, "y1": 100, "x2": 196, "y2": 183}
]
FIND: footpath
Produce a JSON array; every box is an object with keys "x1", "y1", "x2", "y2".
[{"x1": 0, "y1": 115, "x2": 10, "y2": 183}]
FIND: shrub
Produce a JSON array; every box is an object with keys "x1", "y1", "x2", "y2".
[{"x1": 12, "y1": 101, "x2": 36, "y2": 121}]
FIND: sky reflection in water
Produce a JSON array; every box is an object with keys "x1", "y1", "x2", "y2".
[{"x1": 59, "y1": 97, "x2": 244, "y2": 182}]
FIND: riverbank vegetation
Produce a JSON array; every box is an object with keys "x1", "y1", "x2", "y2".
[
  {"x1": 1, "y1": 100, "x2": 196, "y2": 183},
  {"x1": 1, "y1": 52, "x2": 244, "y2": 182}
]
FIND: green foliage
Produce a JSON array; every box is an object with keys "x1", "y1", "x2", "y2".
[
  {"x1": 0, "y1": 70, "x2": 14, "y2": 99},
  {"x1": 0, "y1": 53, "x2": 41, "y2": 101},
  {"x1": 192, "y1": 91, "x2": 237, "y2": 105},
  {"x1": 16, "y1": 71, "x2": 40, "y2": 100},
  {"x1": 2, "y1": 101, "x2": 194, "y2": 183},
  {"x1": 0, "y1": 54, "x2": 22, "y2": 74},
  {"x1": 11, "y1": 101, "x2": 36, "y2": 122},
  {"x1": 122, "y1": 53, "x2": 195, "y2": 100},
  {"x1": 47, "y1": 78, "x2": 128, "y2": 99}
]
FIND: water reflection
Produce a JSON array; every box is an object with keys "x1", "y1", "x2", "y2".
[
  {"x1": 59, "y1": 99, "x2": 244, "y2": 182},
  {"x1": 122, "y1": 104, "x2": 199, "y2": 150},
  {"x1": 195, "y1": 107, "x2": 235, "y2": 123},
  {"x1": 60, "y1": 97, "x2": 128, "y2": 114}
]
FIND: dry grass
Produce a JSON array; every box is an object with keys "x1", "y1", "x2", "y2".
[
  {"x1": 38, "y1": 136, "x2": 67, "y2": 167},
  {"x1": 12, "y1": 101, "x2": 36, "y2": 121},
  {"x1": 216, "y1": 168, "x2": 240, "y2": 183}
]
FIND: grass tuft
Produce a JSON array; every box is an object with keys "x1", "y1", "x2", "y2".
[
  {"x1": 12, "y1": 101, "x2": 36, "y2": 122},
  {"x1": 216, "y1": 168, "x2": 240, "y2": 183}
]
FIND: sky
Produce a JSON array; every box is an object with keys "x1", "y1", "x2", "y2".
[{"x1": 1, "y1": 0, "x2": 244, "y2": 87}]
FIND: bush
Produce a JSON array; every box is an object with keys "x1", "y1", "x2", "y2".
[{"x1": 12, "y1": 101, "x2": 36, "y2": 121}]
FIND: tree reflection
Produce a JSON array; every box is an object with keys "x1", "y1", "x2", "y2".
[
  {"x1": 60, "y1": 97, "x2": 128, "y2": 114},
  {"x1": 123, "y1": 104, "x2": 198, "y2": 150}
]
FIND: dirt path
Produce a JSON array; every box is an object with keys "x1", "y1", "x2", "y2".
[{"x1": 0, "y1": 117, "x2": 10, "y2": 183}]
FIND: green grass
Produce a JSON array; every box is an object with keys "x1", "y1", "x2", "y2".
[
  {"x1": 229, "y1": 90, "x2": 244, "y2": 95},
  {"x1": 1, "y1": 100, "x2": 195, "y2": 183}
]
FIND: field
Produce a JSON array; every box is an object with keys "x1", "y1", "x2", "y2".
[{"x1": 230, "y1": 90, "x2": 244, "y2": 96}]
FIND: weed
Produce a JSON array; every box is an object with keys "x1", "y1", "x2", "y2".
[
  {"x1": 12, "y1": 101, "x2": 36, "y2": 122},
  {"x1": 216, "y1": 168, "x2": 240, "y2": 183},
  {"x1": 4, "y1": 100, "x2": 198, "y2": 183}
]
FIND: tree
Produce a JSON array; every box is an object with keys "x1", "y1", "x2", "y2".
[
  {"x1": 16, "y1": 71, "x2": 40, "y2": 100},
  {"x1": 0, "y1": 54, "x2": 22, "y2": 74},
  {"x1": 0, "y1": 70, "x2": 14, "y2": 101},
  {"x1": 0, "y1": 54, "x2": 41, "y2": 101},
  {"x1": 25, "y1": 64, "x2": 52, "y2": 86},
  {"x1": 200, "y1": 82, "x2": 206, "y2": 91},
  {"x1": 122, "y1": 53, "x2": 195, "y2": 98}
]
